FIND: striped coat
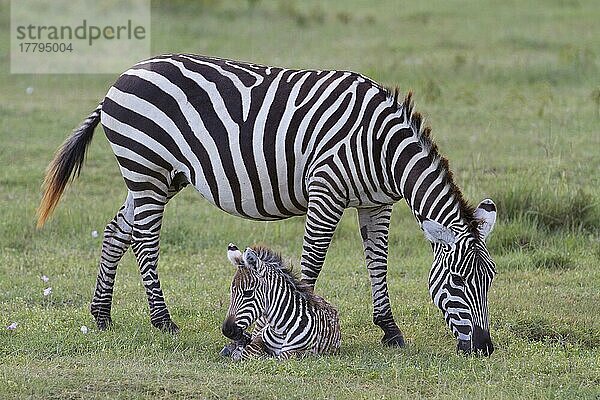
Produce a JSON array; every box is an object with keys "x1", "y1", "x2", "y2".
[
  {"x1": 222, "y1": 245, "x2": 340, "y2": 360},
  {"x1": 38, "y1": 54, "x2": 497, "y2": 354}
]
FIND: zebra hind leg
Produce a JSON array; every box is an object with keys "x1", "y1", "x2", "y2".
[
  {"x1": 358, "y1": 205, "x2": 405, "y2": 347},
  {"x1": 90, "y1": 191, "x2": 134, "y2": 330},
  {"x1": 130, "y1": 184, "x2": 182, "y2": 333}
]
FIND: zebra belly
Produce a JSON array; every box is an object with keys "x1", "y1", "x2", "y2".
[{"x1": 191, "y1": 175, "x2": 308, "y2": 221}]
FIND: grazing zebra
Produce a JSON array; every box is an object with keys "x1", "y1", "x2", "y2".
[
  {"x1": 37, "y1": 54, "x2": 497, "y2": 355},
  {"x1": 221, "y1": 244, "x2": 340, "y2": 360}
]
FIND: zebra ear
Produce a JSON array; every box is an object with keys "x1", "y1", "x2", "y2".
[
  {"x1": 421, "y1": 220, "x2": 456, "y2": 245},
  {"x1": 243, "y1": 248, "x2": 264, "y2": 275},
  {"x1": 474, "y1": 199, "x2": 497, "y2": 241},
  {"x1": 227, "y1": 243, "x2": 243, "y2": 266}
]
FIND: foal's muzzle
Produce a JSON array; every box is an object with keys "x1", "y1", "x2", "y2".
[
  {"x1": 457, "y1": 326, "x2": 494, "y2": 356},
  {"x1": 221, "y1": 316, "x2": 244, "y2": 341}
]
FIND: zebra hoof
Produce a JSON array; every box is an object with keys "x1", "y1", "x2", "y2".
[
  {"x1": 231, "y1": 347, "x2": 244, "y2": 362},
  {"x1": 219, "y1": 343, "x2": 236, "y2": 357},
  {"x1": 153, "y1": 318, "x2": 180, "y2": 334},
  {"x1": 220, "y1": 338, "x2": 249, "y2": 358},
  {"x1": 381, "y1": 332, "x2": 406, "y2": 347},
  {"x1": 95, "y1": 316, "x2": 113, "y2": 331}
]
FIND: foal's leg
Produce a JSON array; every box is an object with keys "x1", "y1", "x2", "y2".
[
  {"x1": 220, "y1": 317, "x2": 265, "y2": 357},
  {"x1": 277, "y1": 350, "x2": 302, "y2": 360},
  {"x1": 91, "y1": 191, "x2": 134, "y2": 330},
  {"x1": 234, "y1": 329, "x2": 269, "y2": 361},
  {"x1": 358, "y1": 205, "x2": 405, "y2": 347}
]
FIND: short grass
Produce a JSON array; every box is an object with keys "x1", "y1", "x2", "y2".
[{"x1": 1, "y1": 0, "x2": 599, "y2": 398}]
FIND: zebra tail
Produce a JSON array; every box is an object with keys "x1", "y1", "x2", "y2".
[{"x1": 37, "y1": 102, "x2": 103, "y2": 228}]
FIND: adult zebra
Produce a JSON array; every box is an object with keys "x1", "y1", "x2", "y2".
[
  {"x1": 38, "y1": 54, "x2": 497, "y2": 355},
  {"x1": 222, "y1": 244, "x2": 341, "y2": 360}
]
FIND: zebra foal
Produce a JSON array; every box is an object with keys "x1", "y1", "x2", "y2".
[{"x1": 221, "y1": 244, "x2": 341, "y2": 361}]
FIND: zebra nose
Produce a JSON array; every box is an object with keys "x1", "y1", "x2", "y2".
[
  {"x1": 457, "y1": 339, "x2": 472, "y2": 355},
  {"x1": 458, "y1": 326, "x2": 494, "y2": 356},
  {"x1": 222, "y1": 317, "x2": 242, "y2": 340},
  {"x1": 472, "y1": 326, "x2": 494, "y2": 356}
]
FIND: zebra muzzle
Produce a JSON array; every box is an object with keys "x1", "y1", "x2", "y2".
[
  {"x1": 222, "y1": 316, "x2": 244, "y2": 341},
  {"x1": 457, "y1": 326, "x2": 494, "y2": 356}
]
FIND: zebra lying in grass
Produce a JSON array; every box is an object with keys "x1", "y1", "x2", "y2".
[{"x1": 221, "y1": 244, "x2": 341, "y2": 361}]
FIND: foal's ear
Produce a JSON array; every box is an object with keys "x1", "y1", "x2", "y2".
[
  {"x1": 243, "y1": 248, "x2": 265, "y2": 275},
  {"x1": 227, "y1": 243, "x2": 243, "y2": 266},
  {"x1": 473, "y1": 199, "x2": 497, "y2": 241}
]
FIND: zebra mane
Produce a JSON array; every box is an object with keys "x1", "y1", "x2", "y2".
[
  {"x1": 386, "y1": 88, "x2": 479, "y2": 234},
  {"x1": 251, "y1": 246, "x2": 323, "y2": 307}
]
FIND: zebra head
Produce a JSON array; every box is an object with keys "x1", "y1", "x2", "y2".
[
  {"x1": 222, "y1": 244, "x2": 266, "y2": 342},
  {"x1": 422, "y1": 199, "x2": 497, "y2": 356}
]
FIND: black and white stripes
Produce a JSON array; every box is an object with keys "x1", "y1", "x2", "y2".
[
  {"x1": 222, "y1": 245, "x2": 340, "y2": 360},
  {"x1": 38, "y1": 54, "x2": 498, "y2": 354}
]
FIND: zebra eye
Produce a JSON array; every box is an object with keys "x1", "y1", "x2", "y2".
[
  {"x1": 242, "y1": 289, "x2": 254, "y2": 298},
  {"x1": 451, "y1": 274, "x2": 464, "y2": 286}
]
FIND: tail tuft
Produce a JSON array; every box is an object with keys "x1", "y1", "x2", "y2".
[{"x1": 37, "y1": 103, "x2": 102, "y2": 228}]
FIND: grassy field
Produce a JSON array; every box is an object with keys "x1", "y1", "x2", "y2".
[{"x1": 1, "y1": 0, "x2": 599, "y2": 398}]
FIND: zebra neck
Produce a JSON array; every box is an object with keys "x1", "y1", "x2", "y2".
[
  {"x1": 389, "y1": 132, "x2": 469, "y2": 230},
  {"x1": 264, "y1": 277, "x2": 310, "y2": 335}
]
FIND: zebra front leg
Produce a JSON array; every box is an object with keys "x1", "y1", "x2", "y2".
[
  {"x1": 130, "y1": 193, "x2": 178, "y2": 333},
  {"x1": 358, "y1": 205, "x2": 405, "y2": 347},
  {"x1": 300, "y1": 182, "x2": 345, "y2": 287},
  {"x1": 219, "y1": 331, "x2": 251, "y2": 357},
  {"x1": 90, "y1": 192, "x2": 134, "y2": 330},
  {"x1": 220, "y1": 316, "x2": 267, "y2": 357},
  {"x1": 232, "y1": 334, "x2": 269, "y2": 361}
]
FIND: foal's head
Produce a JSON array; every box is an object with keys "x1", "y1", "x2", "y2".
[{"x1": 221, "y1": 244, "x2": 270, "y2": 341}]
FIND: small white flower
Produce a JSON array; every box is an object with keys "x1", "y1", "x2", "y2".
[
  {"x1": 41, "y1": 275, "x2": 49, "y2": 282},
  {"x1": 43, "y1": 287, "x2": 52, "y2": 296},
  {"x1": 26, "y1": 87, "x2": 34, "y2": 95},
  {"x1": 91, "y1": 230, "x2": 99, "y2": 238},
  {"x1": 7, "y1": 322, "x2": 18, "y2": 330},
  {"x1": 80, "y1": 325, "x2": 89, "y2": 334}
]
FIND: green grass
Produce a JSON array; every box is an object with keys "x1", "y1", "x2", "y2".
[{"x1": 1, "y1": 0, "x2": 599, "y2": 398}]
